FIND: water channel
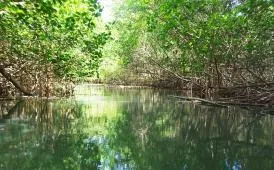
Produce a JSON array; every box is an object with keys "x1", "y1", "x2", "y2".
[{"x1": 0, "y1": 84, "x2": 273, "y2": 170}]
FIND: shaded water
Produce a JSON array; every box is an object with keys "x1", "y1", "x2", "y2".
[{"x1": 0, "y1": 84, "x2": 273, "y2": 170}]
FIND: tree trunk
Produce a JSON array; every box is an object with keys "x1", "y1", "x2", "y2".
[{"x1": 0, "y1": 65, "x2": 33, "y2": 96}]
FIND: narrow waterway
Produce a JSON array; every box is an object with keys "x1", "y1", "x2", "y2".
[{"x1": 0, "y1": 84, "x2": 273, "y2": 170}]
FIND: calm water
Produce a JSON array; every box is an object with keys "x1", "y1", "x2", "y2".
[{"x1": 0, "y1": 85, "x2": 273, "y2": 170}]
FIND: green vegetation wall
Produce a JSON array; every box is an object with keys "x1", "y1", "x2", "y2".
[
  {"x1": 100, "y1": 0, "x2": 273, "y2": 103},
  {"x1": 0, "y1": 0, "x2": 109, "y2": 97}
]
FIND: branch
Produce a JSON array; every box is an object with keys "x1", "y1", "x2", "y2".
[
  {"x1": 0, "y1": 64, "x2": 33, "y2": 96},
  {"x1": 170, "y1": 95, "x2": 229, "y2": 108}
]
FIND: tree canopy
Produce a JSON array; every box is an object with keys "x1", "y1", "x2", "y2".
[
  {"x1": 99, "y1": 0, "x2": 273, "y2": 104},
  {"x1": 0, "y1": 0, "x2": 273, "y2": 103},
  {"x1": 0, "y1": 0, "x2": 109, "y2": 96}
]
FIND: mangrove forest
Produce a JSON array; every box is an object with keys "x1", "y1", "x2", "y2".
[{"x1": 0, "y1": 0, "x2": 273, "y2": 170}]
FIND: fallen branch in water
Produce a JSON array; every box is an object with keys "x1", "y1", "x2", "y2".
[
  {"x1": 170, "y1": 95, "x2": 229, "y2": 108},
  {"x1": 216, "y1": 101, "x2": 265, "y2": 107},
  {"x1": 170, "y1": 95, "x2": 273, "y2": 109}
]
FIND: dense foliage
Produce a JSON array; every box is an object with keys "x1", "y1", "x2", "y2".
[
  {"x1": 0, "y1": 0, "x2": 109, "y2": 97},
  {"x1": 0, "y1": 0, "x2": 273, "y2": 104},
  {"x1": 100, "y1": 0, "x2": 273, "y2": 104}
]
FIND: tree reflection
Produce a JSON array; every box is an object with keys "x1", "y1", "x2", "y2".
[
  {"x1": 0, "y1": 86, "x2": 274, "y2": 170},
  {"x1": 107, "y1": 91, "x2": 274, "y2": 170},
  {"x1": 0, "y1": 99, "x2": 104, "y2": 170}
]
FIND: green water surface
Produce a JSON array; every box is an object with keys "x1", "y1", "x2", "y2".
[{"x1": 0, "y1": 85, "x2": 273, "y2": 170}]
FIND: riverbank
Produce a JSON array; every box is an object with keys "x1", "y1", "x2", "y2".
[
  {"x1": 1, "y1": 82, "x2": 273, "y2": 111},
  {"x1": 92, "y1": 77, "x2": 274, "y2": 109}
]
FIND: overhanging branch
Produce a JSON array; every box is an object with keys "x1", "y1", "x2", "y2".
[{"x1": 0, "y1": 64, "x2": 33, "y2": 96}]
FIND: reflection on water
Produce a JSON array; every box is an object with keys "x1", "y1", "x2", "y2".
[{"x1": 0, "y1": 84, "x2": 273, "y2": 170}]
